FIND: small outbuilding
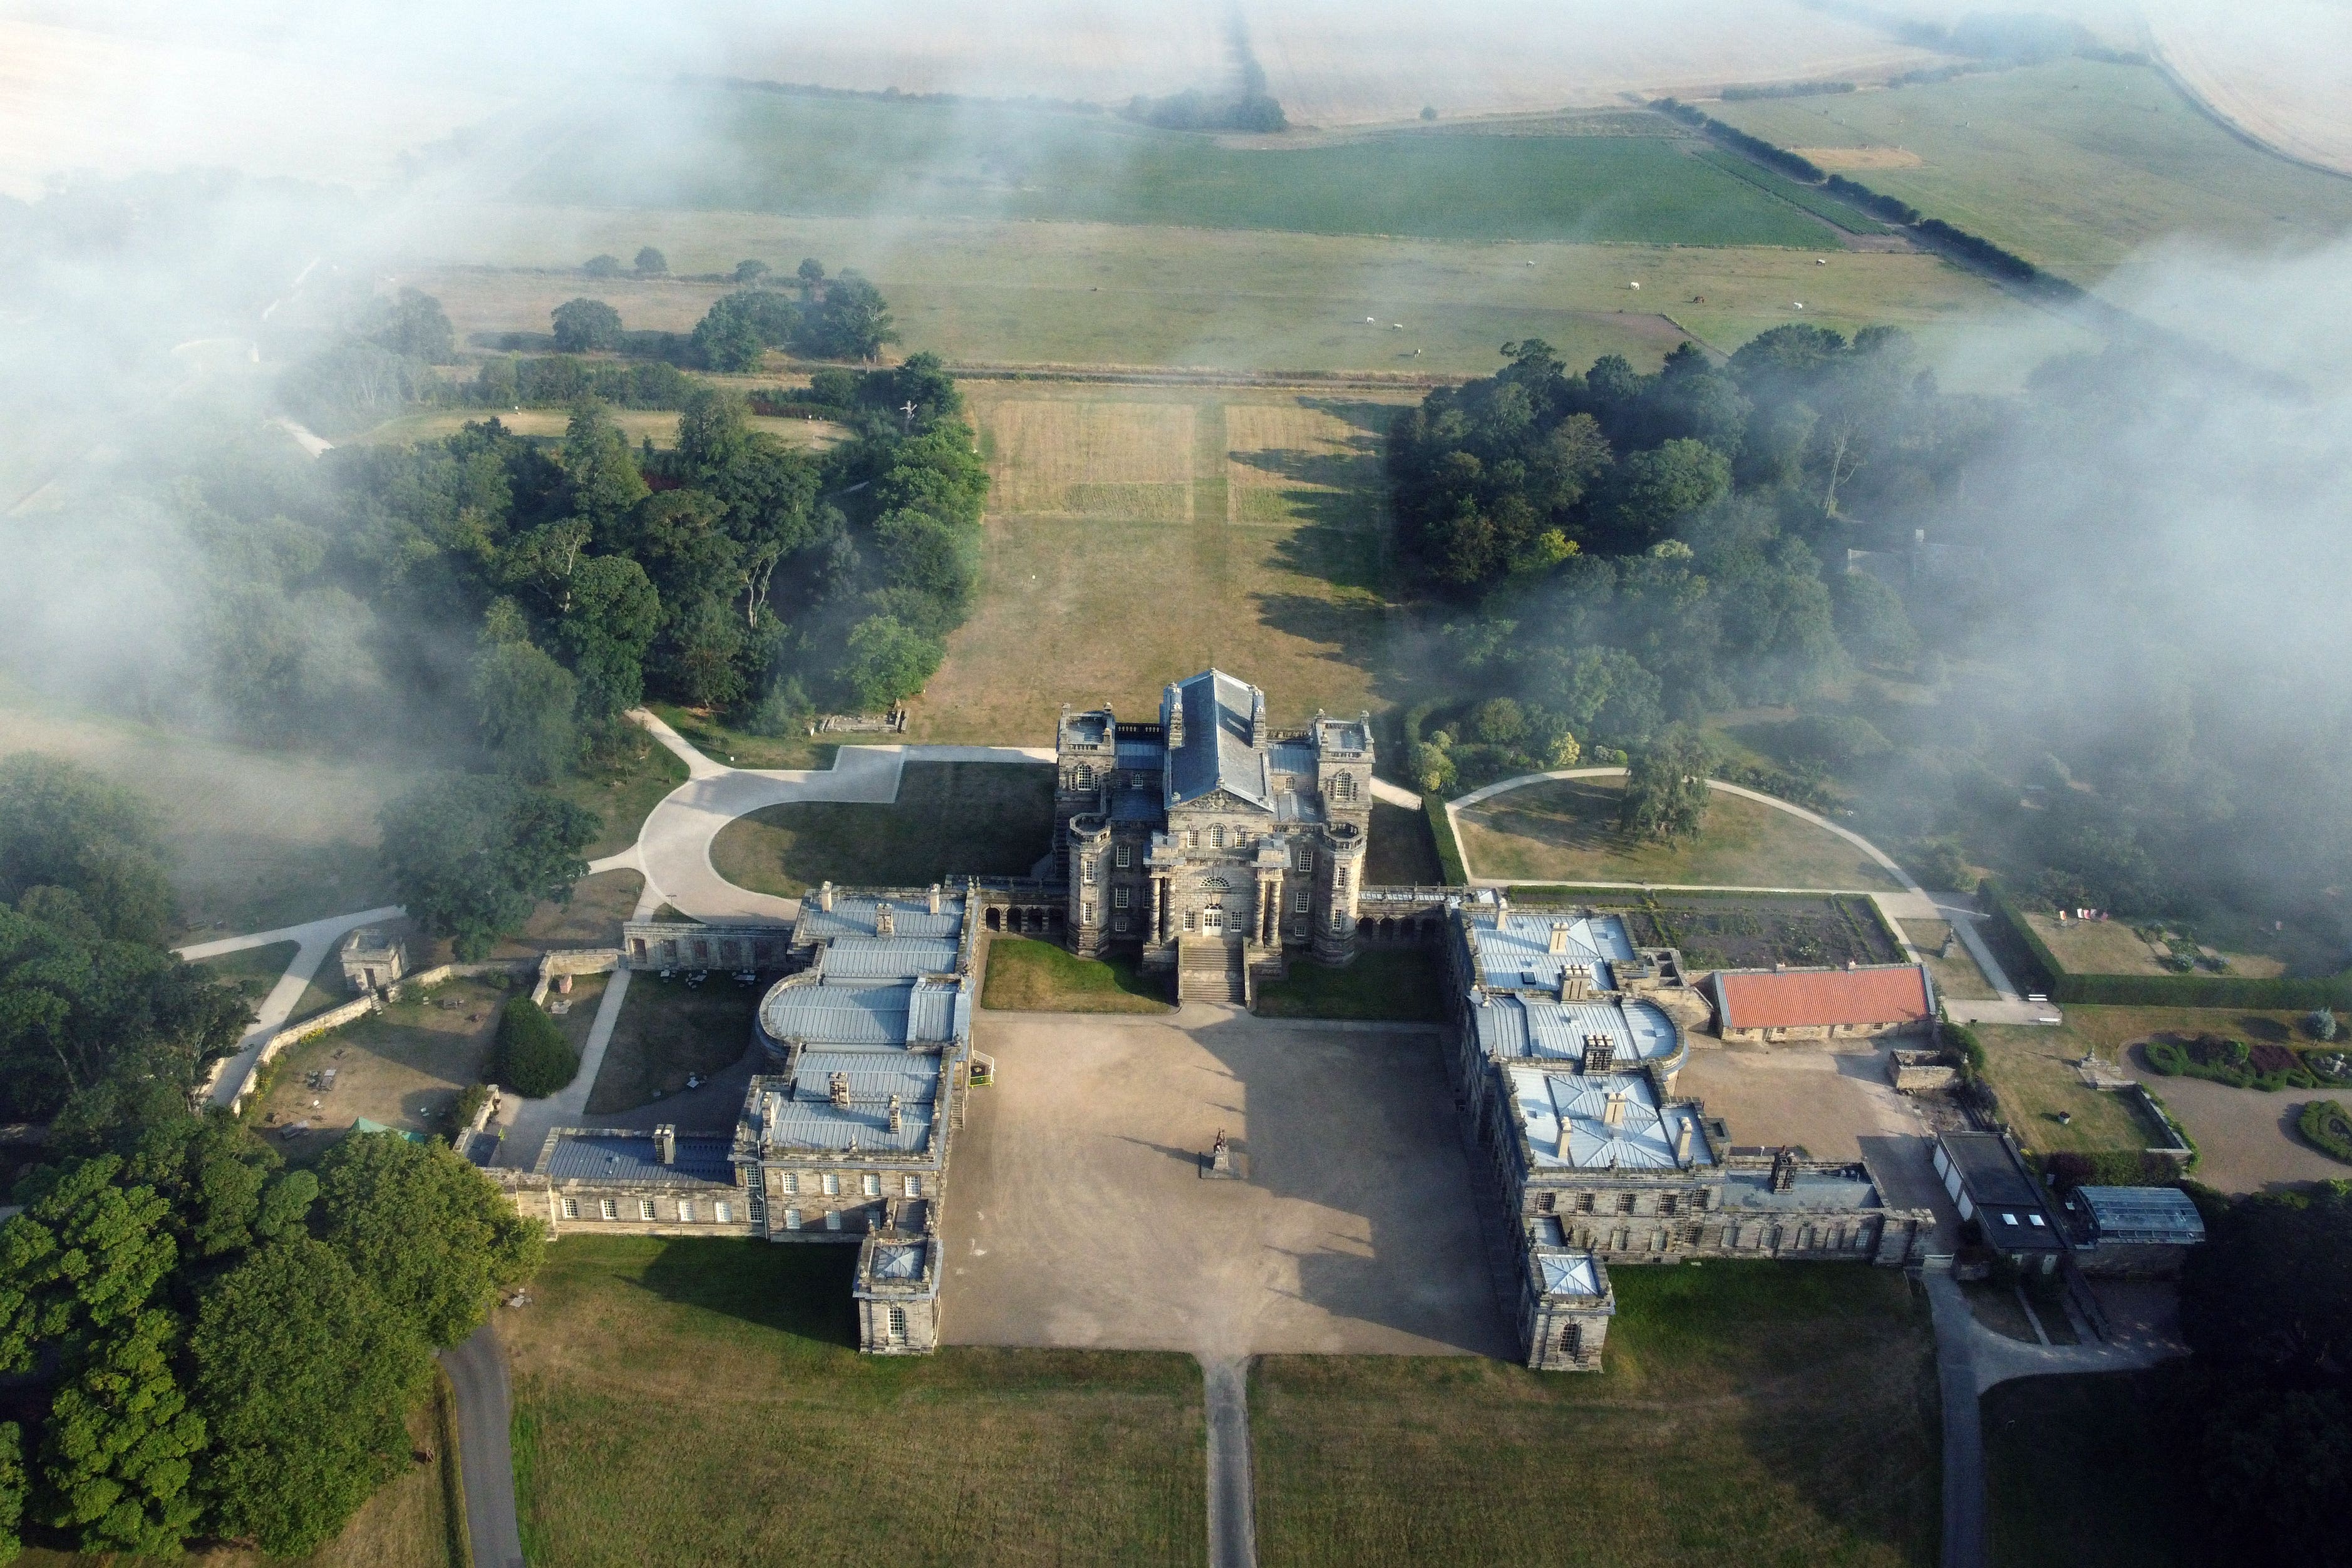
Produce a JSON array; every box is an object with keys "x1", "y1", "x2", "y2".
[
  {"x1": 1933, "y1": 1130, "x2": 2064, "y2": 1272},
  {"x1": 2069, "y1": 1185, "x2": 2205, "y2": 1277},
  {"x1": 1711, "y1": 963, "x2": 1935, "y2": 1044},
  {"x1": 339, "y1": 927, "x2": 407, "y2": 995}
]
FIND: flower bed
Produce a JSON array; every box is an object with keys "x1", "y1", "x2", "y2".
[{"x1": 2140, "y1": 1032, "x2": 2321, "y2": 1092}]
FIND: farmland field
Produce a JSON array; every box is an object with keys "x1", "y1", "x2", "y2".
[
  {"x1": 908, "y1": 383, "x2": 1414, "y2": 743},
  {"x1": 352, "y1": 406, "x2": 847, "y2": 451},
  {"x1": 398, "y1": 204, "x2": 2077, "y2": 386},
  {"x1": 1710, "y1": 59, "x2": 2352, "y2": 280},
  {"x1": 515, "y1": 92, "x2": 1835, "y2": 248}
]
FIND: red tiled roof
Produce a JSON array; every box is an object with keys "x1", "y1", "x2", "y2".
[{"x1": 1714, "y1": 966, "x2": 1932, "y2": 1030}]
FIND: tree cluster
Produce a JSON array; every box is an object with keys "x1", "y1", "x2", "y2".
[{"x1": 0, "y1": 1111, "x2": 540, "y2": 1560}]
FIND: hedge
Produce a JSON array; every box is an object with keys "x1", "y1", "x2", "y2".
[
  {"x1": 492, "y1": 997, "x2": 579, "y2": 1098},
  {"x1": 2299, "y1": 1100, "x2": 2352, "y2": 1163},
  {"x1": 1983, "y1": 882, "x2": 2352, "y2": 1009},
  {"x1": 1426, "y1": 793, "x2": 1469, "y2": 887},
  {"x1": 2142, "y1": 1033, "x2": 2323, "y2": 1092}
]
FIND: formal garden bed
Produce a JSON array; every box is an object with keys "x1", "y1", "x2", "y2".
[
  {"x1": 2298, "y1": 1099, "x2": 2352, "y2": 1163},
  {"x1": 2140, "y1": 1031, "x2": 2349, "y2": 1093}
]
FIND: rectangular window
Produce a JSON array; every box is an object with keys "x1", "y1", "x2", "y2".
[
  {"x1": 822, "y1": 1173, "x2": 840, "y2": 1196},
  {"x1": 599, "y1": 1198, "x2": 618, "y2": 1221},
  {"x1": 1576, "y1": 1193, "x2": 1596, "y2": 1215},
  {"x1": 824, "y1": 1210, "x2": 843, "y2": 1231},
  {"x1": 676, "y1": 1200, "x2": 695, "y2": 1223},
  {"x1": 862, "y1": 1173, "x2": 882, "y2": 1197},
  {"x1": 1184, "y1": 910, "x2": 1197, "y2": 932},
  {"x1": 1691, "y1": 1190, "x2": 1708, "y2": 1213},
  {"x1": 780, "y1": 1172, "x2": 798, "y2": 1195},
  {"x1": 904, "y1": 1174, "x2": 922, "y2": 1199},
  {"x1": 1537, "y1": 1192, "x2": 1556, "y2": 1214},
  {"x1": 1659, "y1": 1194, "x2": 1677, "y2": 1217},
  {"x1": 1115, "y1": 843, "x2": 1132, "y2": 869},
  {"x1": 638, "y1": 1199, "x2": 657, "y2": 1221},
  {"x1": 1617, "y1": 1194, "x2": 1636, "y2": 1215},
  {"x1": 1298, "y1": 848, "x2": 1313, "y2": 872},
  {"x1": 1336, "y1": 869, "x2": 1349, "y2": 893},
  {"x1": 1212, "y1": 825, "x2": 1226, "y2": 848},
  {"x1": 1081, "y1": 901, "x2": 1096, "y2": 923},
  {"x1": 887, "y1": 1304, "x2": 909, "y2": 1342},
  {"x1": 783, "y1": 1207, "x2": 802, "y2": 1230},
  {"x1": 714, "y1": 1201, "x2": 733, "y2": 1224},
  {"x1": 560, "y1": 1197, "x2": 579, "y2": 1220},
  {"x1": 1562, "y1": 1323, "x2": 1582, "y2": 1356},
  {"x1": 1291, "y1": 891, "x2": 1309, "y2": 913},
  {"x1": 1113, "y1": 914, "x2": 1129, "y2": 934},
  {"x1": 1114, "y1": 885, "x2": 1132, "y2": 909},
  {"x1": 1082, "y1": 857, "x2": 1096, "y2": 885}
]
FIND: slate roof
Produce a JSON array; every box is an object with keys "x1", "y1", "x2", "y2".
[
  {"x1": 795, "y1": 895, "x2": 964, "y2": 943},
  {"x1": 759, "y1": 1053, "x2": 941, "y2": 1156},
  {"x1": 2080, "y1": 1186, "x2": 2205, "y2": 1246},
  {"x1": 1467, "y1": 912, "x2": 1634, "y2": 991},
  {"x1": 1714, "y1": 965, "x2": 1934, "y2": 1030},
  {"x1": 1473, "y1": 995, "x2": 1684, "y2": 1070},
  {"x1": 539, "y1": 1130, "x2": 737, "y2": 1185},
  {"x1": 1939, "y1": 1132, "x2": 2063, "y2": 1251},
  {"x1": 1537, "y1": 1251, "x2": 1605, "y2": 1298},
  {"x1": 820, "y1": 937, "x2": 960, "y2": 979},
  {"x1": 1509, "y1": 1068, "x2": 1714, "y2": 1171},
  {"x1": 1167, "y1": 669, "x2": 1272, "y2": 811}
]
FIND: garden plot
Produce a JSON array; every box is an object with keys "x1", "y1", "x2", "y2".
[{"x1": 984, "y1": 400, "x2": 1195, "y2": 520}]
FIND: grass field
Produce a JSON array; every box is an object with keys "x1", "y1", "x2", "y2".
[
  {"x1": 517, "y1": 92, "x2": 1834, "y2": 249},
  {"x1": 910, "y1": 384, "x2": 1411, "y2": 743},
  {"x1": 1901, "y1": 919, "x2": 1997, "y2": 1001},
  {"x1": 1455, "y1": 778, "x2": 1903, "y2": 890},
  {"x1": 194, "y1": 939, "x2": 300, "y2": 1003},
  {"x1": 400, "y1": 203, "x2": 2074, "y2": 386},
  {"x1": 1252, "y1": 1262, "x2": 1940, "y2": 1567},
  {"x1": 0, "y1": 681, "x2": 428, "y2": 939},
  {"x1": 1710, "y1": 59, "x2": 2352, "y2": 280},
  {"x1": 644, "y1": 703, "x2": 836, "y2": 772},
  {"x1": 980, "y1": 936, "x2": 1172, "y2": 1013},
  {"x1": 505, "y1": 1237, "x2": 1205, "y2": 1567},
  {"x1": 585, "y1": 971, "x2": 762, "y2": 1114},
  {"x1": 1254, "y1": 947, "x2": 1444, "y2": 1022},
  {"x1": 709, "y1": 761, "x2": 1054, "y2": 894},
  {"x1": 1983, "y1": 1369, "x2": 2191, "y2": 1568}
]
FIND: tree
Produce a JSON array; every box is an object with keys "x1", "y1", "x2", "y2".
[
  {"x1": 490, "y1": 997, "x2": 577, "y2": 1096},
  {"x1": 1830, "y1": 571, "x2": 1920, "y2": 669},
  {"x1": 0, "y1": 1421, "x2": 23, "y2": 1563},
  {"x1": 470, "y1": 639, "x2": 579, "y2": 783},
  {"x1": 366, "y1": 288, "x2": 455, "y2": 364},
  {"x1": 314, "y1": 1133, "x2": 543, "y2": 1348},
  {"x1": 676, "y1": 387, "x2": 755, "y2": 482},
  {"x1": 837, "y1": 615, "x2": 941, "y2": 712},
  {"x1": 582, "y1": 254, "x2": 623, "y2": 279},
  {"x1": 1471, "y1": 698, "x2": 1527, "y2": 745},
  {"x1": 549, "y1": 297, "x2": 624, "y2": 353},
  {"x1": 691, "y1": 302, "x2": 764, "y2": 373},
  {"x1": 39, "y1": 1308, "x2": 206, "y2": 1555},
  {"x1": 732, "y1": 259, "x2": 770, "y2": 284},
  {"x1": 1594, "y1": 438, "x2": 1730, "y2": 553},
  {"x1": 0, "y1": 1157, "x2": 176, "y2": 1368},
  {"x1": 0, "y1": 752, "x2": 177, "y2": 945},
  {"x1": 1619, "y1": 730, "x2": 1715, "y2": 843},
  {"x1": 190, "y1": 1237, "x2": 427, "y2": 1556},
  {"x1": 796, "y1": 257, "x2": 825, "y2": 292},
  {"x1": 560, "y1": 401, "x2": 648, "y2": 536},
  {"x1": 375, "y1": 777, "x2": 595, "y2": 959},
  {"x1": 555, "y1": 556, "x2": 661, "y2": 718},
  {"x1": 632, "y1": 245, "x2": 668, "y2": 277},
  {"x1": 796, "y1": 271, "x2": 897, "y2": 361}
]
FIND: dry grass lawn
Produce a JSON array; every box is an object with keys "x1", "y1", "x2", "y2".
[
  {"x1": 1252, "y1": 1262, "x2": 1941, "y2": 1567},
  {"x1": 353, "y1": 406, "x2": 846, "y2": 452},
  {"x1": 505, "y1": 1237, "x2": 1205, "y2": 1568},
  {"x1": 1901, "y1": 919, "x2": 1996, "y2": 1001},
  {"x1": 253, "y1": 975, "x2": 513, "y2": 1152},
  {"x1": 1969, "y1": 1019, "x2": 2167, "y2": 1158},
  {"x1": 987, "y1": 400, "x2": 1196, "y2": 517},
  {"x1": 1457, "y1": 778, "x2": 1902, "y2": 890},
  {"x1": 711, "y1": 761, "x2": 1053, "y2": 894}
]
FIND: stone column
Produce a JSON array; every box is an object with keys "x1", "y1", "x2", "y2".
[
  {"x1": 1148, "y1": 874, "x2": 1165, "y2": 945},
  {"x1": 1264, "y1": 872, "x2": 1283, "y2": 945}
]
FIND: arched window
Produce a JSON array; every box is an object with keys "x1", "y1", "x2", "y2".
[
  {"x1": 1071, "y1": 764, "x2": 1095, "y2": 790},
  {"x1": 1202, "y1": 876, "x2": 1232, "y2": 892}
]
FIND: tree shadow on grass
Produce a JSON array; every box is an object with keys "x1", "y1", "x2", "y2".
[{"x1": 635, "y1": 1235, "x2": 861, "y2": 1349}]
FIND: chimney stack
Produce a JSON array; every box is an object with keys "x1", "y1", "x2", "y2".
[
  {"x1": 1165, "y1": 683, "x2": 1185, "y2": 747},
  {"x1": 1602, "y1": 1091, "x2": 1627, "y2": 1128},
  {"x1": 1675, "y1": 1118, "x2": 1693, "y2": 1162},
  {"x1": 830, "y1": 1071, "x2": 851, "y2": 1108},
  {"x1": 1771, "y1": 1145, "x2": 1797, "y2": 1192},
  {"x1": 875, "y1": 902, "x2": 895, "y2": 937},
  {"x1": 1582, "y1": 1032, "x2": 1616, "y2": 1074},
  {"x1": 887, "y1": 1093, "x2": 904, "y2": 1134},
  {"x1": 654, "y1": 1123, "x2": 676, "y2": 1165},
  {"x1": 1250, "y1": 686, "x2": 1267, "y2": 741},
  {"x1": 818, "y1": 880, "x2": 835, "y2": 912},
  {"x1": 928, "y1": 884, "x2": 942, "y2": 915},
  {"x1": 1560, "y1": 964, "x2": 1593, "y2": 1003},
  {"x1": 1494, "y1": 892, "x2": 1510, "y2": 930},
  {"x1": 1548, "y1": 922, "x2": 1572, "y2": 956}
]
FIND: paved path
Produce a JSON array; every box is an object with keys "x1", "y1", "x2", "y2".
[
  {"x1": 178, "y1": 906, "x2": 403, "y2": 1108},
  {"x1": 441, "y1": 1324, "x2": 525, "y2": 1568},
  {"x1": 1202, "y1": 1356, "x2": 1258, "y2": 1568},
  {"x1": 1923, "y1": 1268, "x2": 2183, "y2": 1568},
  {"x1": 494, "y1": 964, "x2": 634, "y2": 1167},
  {"x1": 1367, "y1": 777, "x2": 1420, "y2": 810},
  {"x1": 627, "y1": 709, "x2": 1052, "y2": 924}
]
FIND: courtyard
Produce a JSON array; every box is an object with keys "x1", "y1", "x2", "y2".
[{"x1": 938, "y1": 1007, "x2": 1510, "y2": 1359}]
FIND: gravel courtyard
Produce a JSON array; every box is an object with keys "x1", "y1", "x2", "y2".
[{"x1": 937, "y1": 1007, "x2": 1511, "y2": 1359}]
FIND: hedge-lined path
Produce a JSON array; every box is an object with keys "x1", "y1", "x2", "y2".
[{"x1": 177, "y1": 905, "x2": 403, "y2": 1109}]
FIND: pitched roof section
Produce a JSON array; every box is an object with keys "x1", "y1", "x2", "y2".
[
  {"x1": 1713, "y1": 964, "x2": 1933, "y2": 1031},
  {"x1": 1165, "y1": 669, "x2": 1272, "y2": 811}
]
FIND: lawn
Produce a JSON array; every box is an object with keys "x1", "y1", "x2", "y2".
[
  {"x1": 1252, "y1": 1262, "x2": 1941, "y2": 1567},
  {"x1": 1901, "y1": 919, "x2": 1997, "y2": 1001},
  {"x1": 1364, "y1": 800, "x2": 1443, "y2": 886},
  {"x1": 1983, "y1": 1369, "x2": 2192, "y2": 1568},
  {"x1": 493, "y1": 869, "x2": 646, "y2": 959},
  {"x1": 545, "y1": 726, "x2": 689, "y2": 859},
  {"x1": 193, "y1": 940, "x2": 299, "y2": 1004},
  {"x1": 585, "y1": 970, "x2": 763, "y2": 1114},
  {"x1": 1456, "y1": 778, "x2": 1902, "y2": 891},
  {"x1": 981, "y1": 936, "x2": 1172, "y2": 1014},
  {"x1": 909, "y1": 384, "x2": 1412, "y2": 745},
  {"x1": 352, "y1": 406, "x2": 845, "y2": 452},
  {"x1": 646, "y1": 702, "x2": 837, "y2": 771},
  {"x1": 2024, "y1": 909, "x2": 2338, "y2": 982},
  {"x1": 1710, "y1": 58, "x2": 2352, "y2": 281},
  {"x1": 1254, "y1": 948, "x2": 1445, "y2": 1023},
  {"x1": 518, "y1": 91, "x2": 1832, "y2": 249},
  {"x1": 505, "y1": 1237, "x2": 1205, "y2": 1568},
  {"x1": 400, "y1": 205, "x2": 2068, "y2": 388},
  {"x1": 710, "y1": 761, "x2": 1054, "y2": 895},
  {"x1": 251, "y1": 975, "x2": 513, "y2": 1153},
  {"x1": 1969, "y1": 1018, "x2": 2171, "y2": 1158}
]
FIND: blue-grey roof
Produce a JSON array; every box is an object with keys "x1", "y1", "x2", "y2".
[
  {"x1": 867, "y1": 1240, "x2": 926, "y2": 1280},
  {"x1": 795, "y1": 895, "x2": 964, "y2": 942},
  {"x1": 1509, "y1": 1066, "x2": 1713, "y2": 1171},
  {"x1": 2080, "y1": 1186, "x2": 2204, "y2": 1246},
  {"x1": 1468, "y1": 912, "x2": 1634, "y2": 991},
  {"x1": 1473, "y1": 995, "x2": 1684, "y2": 1070},
  {"x1": 821, "y1": 937, "x2": 959, "y2": 979},
  {"x1": 1720, "y1": 1168, "x2": 1883, "y2": 1212},
  {"x1": 540, "y1": 1130, "x2": 736, "y2": 1185},
  {"x1": 1116, "y1": 739, "x2": 1165, "y2": 770},
  {"x1": 1167, "y1": 669, "x2": 1271, "y2": 810},
  {"x1": 907, "y1": 979, "x2": 966, "y2": 1044},
  {"x1": 758, "y1": 1054, "x2": 940, "y2": 1156},
  {"x1": 1267, "y1": 742, "x2": 1317, "y2": 778},
  {"x1": 1537, "y1": 1250, "x2": 1604, "y2": 1297},
  {"x1": 1109, "y1": 790, "x2": 1163, "y2": 822}
]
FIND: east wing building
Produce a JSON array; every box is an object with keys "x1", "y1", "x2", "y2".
[{"x1": 1055, "y1": 669, "x2": 1376, "y2": 1000}]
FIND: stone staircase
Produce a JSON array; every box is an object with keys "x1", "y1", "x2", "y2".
[{"x1": 1177, "y1": 938, "x2": 1246, "y2": 1003}]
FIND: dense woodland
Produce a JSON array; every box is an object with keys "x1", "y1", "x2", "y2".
[{"x1": 1390, "y1": 329, "x2": 2352, "y2": 939}]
